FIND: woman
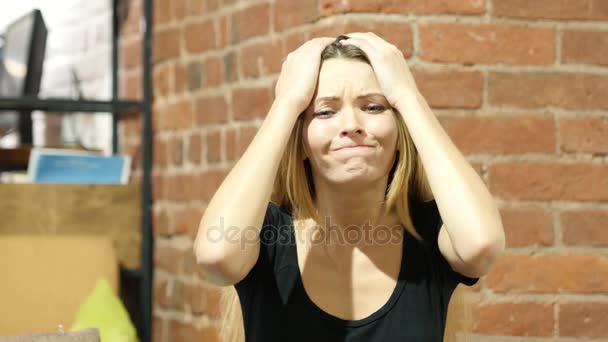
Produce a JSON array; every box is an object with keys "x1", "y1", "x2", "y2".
[{"x1": 194, "y1": 33, "x2": 505, "y2": 341}]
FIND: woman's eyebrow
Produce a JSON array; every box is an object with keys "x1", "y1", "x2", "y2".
[
  {"x1": 314, "y1": 96, "x2": 340, "y2": 105},
  {"x1": 314, "y1": 93, "x2": 386, "y2": 105},
  {"x1": 359, "y1": 93, "x2": 386, "y2": 99}
]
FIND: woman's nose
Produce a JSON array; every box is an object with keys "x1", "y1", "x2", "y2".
[{"x1": 339, "y1": 107, "x2": 364, "y2": 137}]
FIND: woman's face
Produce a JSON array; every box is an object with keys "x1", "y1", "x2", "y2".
[{"x1": 302, "y1": 58, "x2": 399, "y2": 186}]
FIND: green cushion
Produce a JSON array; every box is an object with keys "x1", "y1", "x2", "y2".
[{"x1": 70, "y1": 278, "x2": 138, "y2": 342}]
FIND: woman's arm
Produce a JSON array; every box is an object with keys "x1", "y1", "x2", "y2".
[
  {"x1": 341, "y1": 32, "x2": 505, "y2": 278},
  {"x1": 194, "y1": 37, "x2": 334, "y2": 287},
  {"x1": 396, "y1": 92, "x2": 505, "y2": 278},
  {"x1": 194, "y1": 99, "x2": 298, "y2": 287}
]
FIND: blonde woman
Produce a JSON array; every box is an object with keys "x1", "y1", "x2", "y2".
[{"x1": 194, "y1": 33, "x2": 505, "y2": 341}]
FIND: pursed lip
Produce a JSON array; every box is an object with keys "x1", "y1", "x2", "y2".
[{"x1": 332, "y1": 144, "x2": 373, "y2": 151}]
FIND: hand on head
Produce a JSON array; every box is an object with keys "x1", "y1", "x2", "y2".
[
  {"x1": 274, "y1": 37, "x2": 335, "y2": 117},
  {"x1": 274, "y1": 32, "x2": 418, "y2": 119},
  {"x1": 339, "y1": 32, "x2": 419, "y2": 108}
]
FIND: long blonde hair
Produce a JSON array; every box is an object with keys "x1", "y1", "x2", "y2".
[{"x1": 218, "y1": 37, "x2": 468, "y2": 342}]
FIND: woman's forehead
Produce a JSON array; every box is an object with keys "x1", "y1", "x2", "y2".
[{"x1": 316, "y1": 59, "x2": 382, "y2": 97}]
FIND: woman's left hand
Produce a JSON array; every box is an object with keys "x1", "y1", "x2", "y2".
[{"x1": 341, "y1": 32, "x2": 420, "y2": 109}]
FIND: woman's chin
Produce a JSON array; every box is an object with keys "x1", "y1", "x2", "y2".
[{"x1": 328, "y1": 169, "x2": 378, "y2": 185}]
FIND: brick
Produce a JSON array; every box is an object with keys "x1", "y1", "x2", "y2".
[
  {"x1": 153, "y1": 207, "x2": 170, "y2": 236},
  {"x1": 440, "y1": 115, "x2": 555, "y2": 154},
  {"x1": 186, "y1": 0, "x2": 205, "y2": 16},
  {"x1": 274, "y1": 0, "x2": 319, "y2": 32},
  {"x1": 186, "y1": 61, "x2": 203, "y2": 91},
  {"x1": 170, "y1": 0, "x2": 187, "y2": 21},
  {"x1": 233, "y1": 3, "x2": 270, "y2": 43},
  {"x1": 206, "y1": 0, "x2": 222, "y2": 13},
  {"x1": 154, "y1": 245, "x2": 187, "y2": 273},
  {"x1": 122, "y1": 1, "x2": 142, "y2": 36},
  {"x1": 152, "y1": 174, "x2": 166, "y2": 201},
  {"x1": 206, "y1": 130, "x2": 221, "y2": 163},
  {"x1": 559, "y1": 116, "x2": 608, "y2": 154},
  {"x1": 122, "y1": 116, "x2": 142, "y2": 137},
  {"x1": 487, "y1": 254, "x2": 608, "y2": 293},
  {"x1": 309, "y1": 24, "x2": 352, "y2": 41},
  {"x1": 283, "y1": 31, "x2": 310, "y2": 55},
  {"x1": 470, "y1": 163, "x2": 483, "y2": 178},
  {"x1": 223, "y1": 50, "x2": 238, "y2": 83},
  {"x1": 153, "y1": 103, "x2": 165, "y2": 133},
  {"x1": 165, "y1": 174, "x2": 187, "y2": 201},
  {"x1": 121, "y1": 38, "x2": 142, "y2": 69},
  {"x1": 225, "y1": 128, "x2": 238, "y2": 161},
  {"x1": 319, "y1": 0, "x2": 349, "y2": 16},
  {"x1": 488, "y1": 72, "x2": 608, "y2": 110},
  {"x1": 488, "y1": 162, "x2": 608, "y2": 201},
  {"x1": 174, "y1": 62, "x2": 187, "y2": 94},
  {"x1": 206, "y1": 0, "x2": 221, "y2": 12},
  {"x1": 217, "y1": 15, "x2": 232, "y2": 48},
  {"x1": 173, "y1": 206, "x2": 203, "y2": 239},
  {"x1": 473, "y1": 303, "x2": 553, "y2": 336},
  {"x1": 170, "y1": 321, "x2": 221, "y2": 342},
  {"x1": 419, "y1": 23, "x2": 554, "y2": 65},
  {"x1": 320, "y1": 0, "x2": 485, "y2": 15},
  {"x1": 203, "y1": 56, "x2": 223, "y2": 86},
  {"x1": 122, "y1": 71, "x2": 142, "y2": 99},
  {"x1": 412, "y1": 69, "x2": 483, "y2": 108},
  {"x1": 180, "y1": 282, "x2": 222, "y2": 317},
  {"x1": 168, "y1": 204, "x2": 203, "y2": 236},
  {"x1": 188, "y1": 132, "x2": 203, "y2": 164},
  {"x1": 153, "y1": 63, "x2": 171, "y2": 98},
  {"x1": 169, "y1": 137, "x2": 183, "y2": 166},
  {"x1": 560, "y1": 303, "x2": 608, "y2": 338},
  {"x1": 232, "y1": 87, "x2": 273, "y2": 120},
  {"x1": 561, "y1": 210, "x2": 608, "y2": 246},
  {"x1": 168, "y1": 174, "x2": 191, "y2": 202},
  {"x1": 195, "y1": 95, "x2": 229, "y2": 125},
  {"x1": 197, "y1": 169, "x2": 227, "y2": 202},
  {"x1": 154, "y1": 278, "x2": 172, "y2": 309},
  {"x1": 238, "y1": 126, "x2": 259, "y2": 156},
  {"x1": 184, "y1": 20, "x2": 216, "y2": 53},
  {"x1": 342, "y1": 19, "x2": 413, "y2": 58},
  {"x1": 241, "y1": 39, "x2": 283, "y2": 79},
  {"x1": 153, "y1": 137, "x2": 168, "y2": 167},
  {"x1": 493, "y1": 0, "x2": 608, "y2": 20},
  {"x1": 562, "y1": 30, "x2": 608, "y2": 66},
  {"x1": 152, "y1": 316, "x2": 167, "y2": 342},
  {"x1": 499, "y1": 206, "x2": 553, "y2": 247},
  {"x1": 154, "y1": 27, "x2": 180, "y2": 62},
  {"x1": 164, "y1": 99, "x2": 194, "y2": 130},
  {"x1": 154, "y1": 0, "x2": 171, "y2": 25},
  {"x1": 182, "y1": 248, "x2": 198, "y2": 276}
]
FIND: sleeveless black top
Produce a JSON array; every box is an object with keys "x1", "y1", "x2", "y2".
[{"x1": 234, "y1": 197, "x2": 479, "y2": 341}]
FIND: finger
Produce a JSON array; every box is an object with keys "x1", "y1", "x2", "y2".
[
  {"x1": 344, "y1": 32, "x2": 383, "y2": 50},
  {"x1": 340, "y1": 36, "x2": 377, "y2": 54},
  {"x1": 304, "y1": 36, "x2": 335, "y2": 49}
]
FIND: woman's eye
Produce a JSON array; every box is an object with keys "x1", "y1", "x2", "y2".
[
  {"x1": 366, "y1": 104, "x2": 386, "y2": 113},
  {"x1": 313, "y1": 110, "x2": 334, "y2": 117}
]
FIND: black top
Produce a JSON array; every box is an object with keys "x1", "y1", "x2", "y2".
[{"x1": 234, "y1": 197, "x2": 479, "y2": 341}]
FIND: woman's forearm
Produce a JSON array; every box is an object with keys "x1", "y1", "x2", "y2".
[
  {"x1": 194, "y1": 99, "x2": 299, "y2": 285},
  {"x1": 396, "y1": 92, "x2": 505, "y2": 266}
]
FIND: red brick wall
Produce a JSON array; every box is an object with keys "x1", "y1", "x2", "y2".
[{"x1": 120, "y1": 0, "x2": 608, "y2": 341}]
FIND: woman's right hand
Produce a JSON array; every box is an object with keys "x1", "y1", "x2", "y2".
[{"x1": 274, "y1": 37, "x2": 335, "y2": 117}]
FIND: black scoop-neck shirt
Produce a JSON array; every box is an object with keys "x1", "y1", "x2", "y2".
[{"x1": 234, "y1": 197, "x2": 479, "y2": 341}]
